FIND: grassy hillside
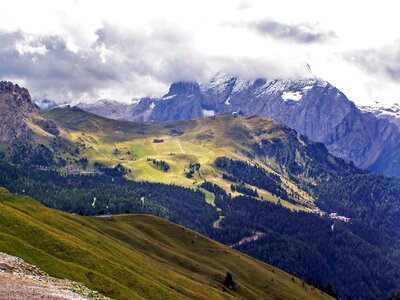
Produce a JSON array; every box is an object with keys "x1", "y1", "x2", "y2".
[
  {"x1": 0, "y1": 193, "x2": 331, "y2": 300},
  {"x1": 1, "y1": 106, "x2": 398, "y2": 299},
  {"x1": 40, "y1": 107, "x2": 355, "y2": 212}
]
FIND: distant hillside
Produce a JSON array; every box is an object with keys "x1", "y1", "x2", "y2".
[
  {"x1": 0, "y1": 192, "x2": 331, "y2": 300},
  {"x1": 40, "y1": 107, "x2": 361, "y2": 211}
]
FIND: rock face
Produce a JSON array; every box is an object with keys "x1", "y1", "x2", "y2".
[
  {"x1": 78, "y1": 73, "x2": 400, "y2": 175},
  {"x1": 77, "y1": 99, "x2": 139, "y2": 121},
  {"x1": 198, "y1": 75, "x2": 400, "y2": 173},
  {"x1": 0, "y1": 81, "x2": 37, "y2": 142}
]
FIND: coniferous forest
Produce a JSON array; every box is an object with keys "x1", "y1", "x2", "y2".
[{"x1": 0, "y1": 160, "x2": 400, "y2": 299}]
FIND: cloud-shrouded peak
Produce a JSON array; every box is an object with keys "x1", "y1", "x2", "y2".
[{"x1": 1, "y1": 0, "x2": 400, "y2": 106}]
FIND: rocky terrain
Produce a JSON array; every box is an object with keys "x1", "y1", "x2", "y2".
[
  {"x1": 0, "y1": 81, "x2": 38, "y2": 142},
  {"x1": 77, "y1": 99, "x2": 140, "y2": 121},
  {"x1": 0, "y1": 252, "x2": 110, "y2": 300}
]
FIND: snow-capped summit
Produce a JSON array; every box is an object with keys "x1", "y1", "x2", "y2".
[
  {"x1": 359, "y1": 102, "x2": 400, "y2": 129},
  {"x1": 200, "y1": 72, "x2": 237, "y2": 95}
]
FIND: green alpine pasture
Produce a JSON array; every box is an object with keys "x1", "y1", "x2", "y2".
[
  {"x1": 0, "y1": 193, "x2": 332, "y2": 300},
  {"x1": 42, "y1": 108, "x2": 314, "y2": 212}
]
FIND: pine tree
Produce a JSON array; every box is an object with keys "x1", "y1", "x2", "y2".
[{"x1": 223, "y1": 272, "x2": 236, "y2": 289}]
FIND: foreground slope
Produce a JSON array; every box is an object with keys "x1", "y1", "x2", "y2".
[{"x1": 0, "y1": 193, "x2": 331, "y2": 300}]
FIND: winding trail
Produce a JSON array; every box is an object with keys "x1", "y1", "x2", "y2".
[
  {"x1": 92, "y1": 146, "x2": 111, "y2": 161},
  {"x1": 213, "y1": 215, "x2": 225, "y2": 229},
  {"x1": 176, "y1": 140, "x2": 185, "y2": 153}
]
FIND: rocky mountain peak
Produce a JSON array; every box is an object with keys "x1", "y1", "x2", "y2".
[
  {"x1": 0, "y1": 81, "x2": 38, "y2": 142},
  {"x1": 0, "y1": 81, "x2": 37, "y2": 112},
  {"x1": 165, "y1": 81, "x2": 202, "y2": 98},
  {"x1": 0, "y1": 81, "x2": 33, "y2": 102}
]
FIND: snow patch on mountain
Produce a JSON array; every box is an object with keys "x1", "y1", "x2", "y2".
[
  {"x1": 203, "y1": 109, "x2": 215, "y2": 117},
  {"x1": 162, "y1": 94, "x2": 177, "y2": 100},
  {"x1": 282, "y1": 91, "x2": 302, "y2": 101},
  {"x1": 302, "y1": 85, "x2": 313, "y2": 92},
  {"x1": 359, "y1": 102, "x2": 400, "y2": 128}
]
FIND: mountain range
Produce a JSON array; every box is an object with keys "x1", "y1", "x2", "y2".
[
  {"x1": 359, "y1": 102, "x2": 400, "y2": 129},
  {"x1": 1, "y1": 81, "x2": 400, "y2": 299},
  {"x1": 77, "y1": 73, "x2": 400, "y2": 176}
]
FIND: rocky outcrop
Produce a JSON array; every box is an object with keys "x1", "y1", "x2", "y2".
[
  {"x1": 0, "y1": 81, "x2": 38, "y2": 142},
  {"x1": 145, "y1": 82, "x2": 204, "y2": 122},
  {"x1": 0, "y1": 252, "x2": 110, "y2": 300}
]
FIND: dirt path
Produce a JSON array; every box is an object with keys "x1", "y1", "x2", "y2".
[
  {"x1": 0, "y1": 252, "x2": 111, "y2": 300},
  {"x1": 176, "y1": 140, "x2": 185, "y2": 153},
  {"x1": 91, "y1": 146, "x2": 111, "y2": 161},
  {"x1": 230, "y1": 234, "x2": 261, "y2": 248},
  {"x1": 213, "y1": 215, "x2": 225, "y2": 229}
]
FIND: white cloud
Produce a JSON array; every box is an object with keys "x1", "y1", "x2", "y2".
[{"x1": 0, "y1": 0, "x2": 400, "y2": 105}]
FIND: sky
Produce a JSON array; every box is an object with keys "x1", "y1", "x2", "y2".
[{"x1": 1, "y1": 0, "x2": 400, "y2": 106}]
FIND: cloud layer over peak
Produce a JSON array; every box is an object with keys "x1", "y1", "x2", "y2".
[{"x1": 1, "y1": 0, "x2": 400, "y2": 106}]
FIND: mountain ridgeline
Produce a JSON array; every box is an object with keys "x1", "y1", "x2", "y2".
[{"x1": 78, "y1": 73, "x2": 400, "y2": 176}]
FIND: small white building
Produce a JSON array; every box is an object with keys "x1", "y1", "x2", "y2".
[{"x1": 66, "y1": 165, "x2": 80, "y2": 173}]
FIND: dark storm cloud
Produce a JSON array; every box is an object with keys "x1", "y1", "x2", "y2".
[
  {"x1": 251, "y1": 19, "x2": 336, "y2": 43},
  {"x1": 0, "y1": 25, "x2": 207, "y2": 101},
  {"x1": 345, "y1": 42, "x2": 400, "y2": 81},
  {"x1": 0, "y1": 22, "x2": 313, "y2": 102},
  {"x1": 94, "y1": 23, "x2": 206, "y2": 83},
  {"x1": 0, "y1": 30, "x2": 121, "y2": 100}
]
